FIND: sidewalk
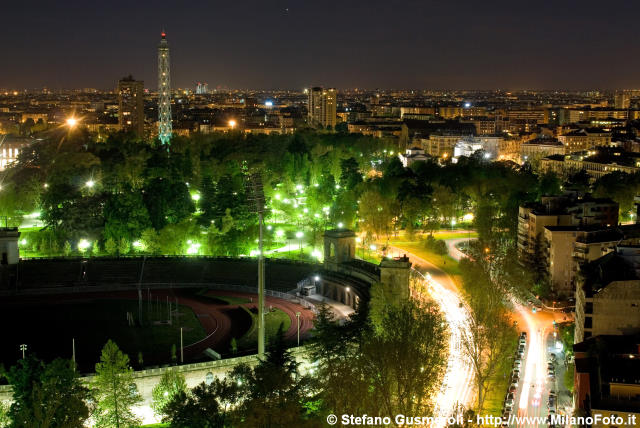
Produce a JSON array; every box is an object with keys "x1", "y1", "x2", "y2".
[{"x1": 546, "y1": 330, "x2": 573, "y2": 419}]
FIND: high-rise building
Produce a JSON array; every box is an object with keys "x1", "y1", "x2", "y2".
[
  {"x1": 158, "y1": 31, "x2": 172, "y2": 145},
  {"x1": 614, "y1": 92, "x2": 630, "y2": 109},
  {"x1": 307, "y1": 86, "x2": 336, "y2": 129},
  {"x1": 117, "y1": 75, "x2": 144, "y2": 137},
  {"x1": 196, "y1": 82, "x2": 208, "y2": 94}
]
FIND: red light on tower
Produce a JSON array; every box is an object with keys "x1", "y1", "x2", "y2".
[{"x1": 161, "y1": 31, "x2": 166, "y2": 38}]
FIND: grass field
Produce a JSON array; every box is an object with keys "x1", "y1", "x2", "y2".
[
  {"x1": 0, "y1": 299, "x2": 206, "y2": 371},
  {"x1": 199, "y1": 290, "x2": 251, "y2": 305},
  {"x1": 430, "y1": 230, "x2": 479, "y2": 241},
  {"x1": 483, "y1": 367, "x2": 514, "y2": 415},
  {"x1": 237, "y1": 307, "x2": 292, "y2": 350},
  {"x1": 387, "y1": 238, "x2": 464, "y2": 287}
]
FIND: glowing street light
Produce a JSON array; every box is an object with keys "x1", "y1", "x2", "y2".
[
  {"x1": 132, "y1": 240, "x2": 145, "y2": 251},
  {"x1": 77, "y1": 239, "x2": 90, "y2": 253},
  {"x1": 191, "y1": 193, "x2": 201, "y2": 201},
  {"x1": 228, "y1": 119, "x2": 237, "y2": 129},
  {"x1": 338, "y1": 222, "x2": 344, "y2": 228},
  {"x1": 85, "y1": 180, "x2": 95, "y2": 188},
  {"x1": 187, "y1": 242, "x2": 201, "y2": 255},
  {"x1": 66, "y1": 117, "x2": 78, "y2": 128}
]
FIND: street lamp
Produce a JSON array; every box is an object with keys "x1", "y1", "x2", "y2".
[
  {"x1": 66, "y1": 117, "x2": 78, "y2": 128},
  {"x1": 228, "y1": 119, "x2": 237, "y2": 129},
  {"x1": 77, "y1": 239, "x2": 90, "y2": 254},
  {"x1": 296, "y1": 312, "x2": 301, "y2": 346},
  {"x1": 85, "y1": 180, "x2": 95, "y2": 188},
  {"x1": 20, "y1": 344, "x2": 27, "y2": 359}
]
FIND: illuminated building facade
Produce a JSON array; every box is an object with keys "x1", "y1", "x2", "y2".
[
  {"x1": 117, "y1": 76, "x2": 144, "y2": 137},
  {"x1": 308, "y1": 87, "x2": 337, "y2": 129}
]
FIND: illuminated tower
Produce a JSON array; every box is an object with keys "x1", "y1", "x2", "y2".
[{"x1": 157, "y1": 31, "x2": 172, "y2": 145}]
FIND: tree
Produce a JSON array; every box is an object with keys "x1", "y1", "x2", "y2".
[
  {"x1": 230, "y1": 326, "x2": 319, "y2": 427},
  {"x1": 163, "y1": 378, "x2": 239, "y2": 428},
  {"x1": 360, "y1": 300, "x2": 447, "y2": 417},
  {"x1": 152, "y1": 369, "x2": 187, "y2": 417},
  {"x1": 171, "y1": 344, "x2": 177, "y2": 363},
  {"x1": 104, "y1": 237, "x2": 117, "y2": 256},
  {"x1": 308, "y1": 305, "x2": 371, "y2": 416},
  {"x1": 459, "y1": 259, "x2": 517, "y2": 410},
  {"x1": 310, "y1": 300, "x2": 447, "y2": 418},
  {"x1": 140, "y1": 228, "x2": 160, "y2": 254},
  {"x1": 5, "y1": 357, "x2": 91, "y2": 428},
  {"x1": 103, "y1": 190, "x2": 151, "y2": 242},
  {"x1": 63, "y1": 241, "x2": 72, "y2": 256},
  {"x1": 0, "y1": 401, "x2": 9, "y2": 428},
  {"x1": 92, "y1": 340, "x2": 142, "y2": 428},
  {"x1": 117, "y1": 237, "x2": 130, "y2": 256},
  {"x1": 339, "y1": 157, "x2": 362, "y2": 190},
  {"x1": 358, "y1": 189, "x2": 397, "y2": 239},
  {"x1": 91, "y1": 241, "x2": 100, "y2": 257}
]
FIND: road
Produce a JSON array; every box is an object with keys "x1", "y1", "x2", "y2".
[
  {"x1": 388, "y1": 245, "x2": 475, "y2": 425},
  {"x1": 390, "y1": 236, "x2": 570, "y2": 427}
]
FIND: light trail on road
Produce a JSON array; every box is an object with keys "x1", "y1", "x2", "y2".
[
  {"x1": 413, "y1": 270, "x2": 475, "y2": 426},
  {"x1": 515, "y1": 300, "x2": 554, "y2": 428}
]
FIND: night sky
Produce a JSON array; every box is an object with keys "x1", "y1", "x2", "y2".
[{"x1": 1, "y1": 0, "x2": 639, "y2": 90}]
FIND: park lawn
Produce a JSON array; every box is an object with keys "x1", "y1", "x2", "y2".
[
  {"x1": 139, "y1": 424, "x2": 169, "y2": 428},
  {"x1": 237, "y1": 307, "x2": 292, "y2": 350},
  {"x1": 431, "y1": 230, "x2": 478, "y2": 241},
  {"x1": 388, "y1": 239, "x2": 463, "y2": 287},
  {"x1": 483, "y1": 372, "x2": 511, "y2": 416}
]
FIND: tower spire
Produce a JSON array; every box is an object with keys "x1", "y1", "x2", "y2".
[{"x1": 158, "y1": 30, "x2": 172, "y2": 145}]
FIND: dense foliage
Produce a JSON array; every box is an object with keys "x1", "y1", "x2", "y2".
[
  {"x1": 4, "y1": 356, "x2": 90, "y2": 428},
  {"x1": 2, "y1": 130, "x2": 563, "y2": 258}
]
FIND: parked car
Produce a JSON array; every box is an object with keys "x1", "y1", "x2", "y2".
[
  {"x1": 508, "y1": 384, "x2": 517, "y2": 393},
  {"x1": 511, "y1": 375, "x2": 519, "y2": 386},
  {"x1": 505, "y1": 392, "x2": 515, "y2": 406},
  {"x1": 502, "y1": 411, "x2": 511, "y2": 426}
]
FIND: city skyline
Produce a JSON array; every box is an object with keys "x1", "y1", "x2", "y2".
[{"x1": 2, "y1": 0, "x2": 640, "y2": 90}]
